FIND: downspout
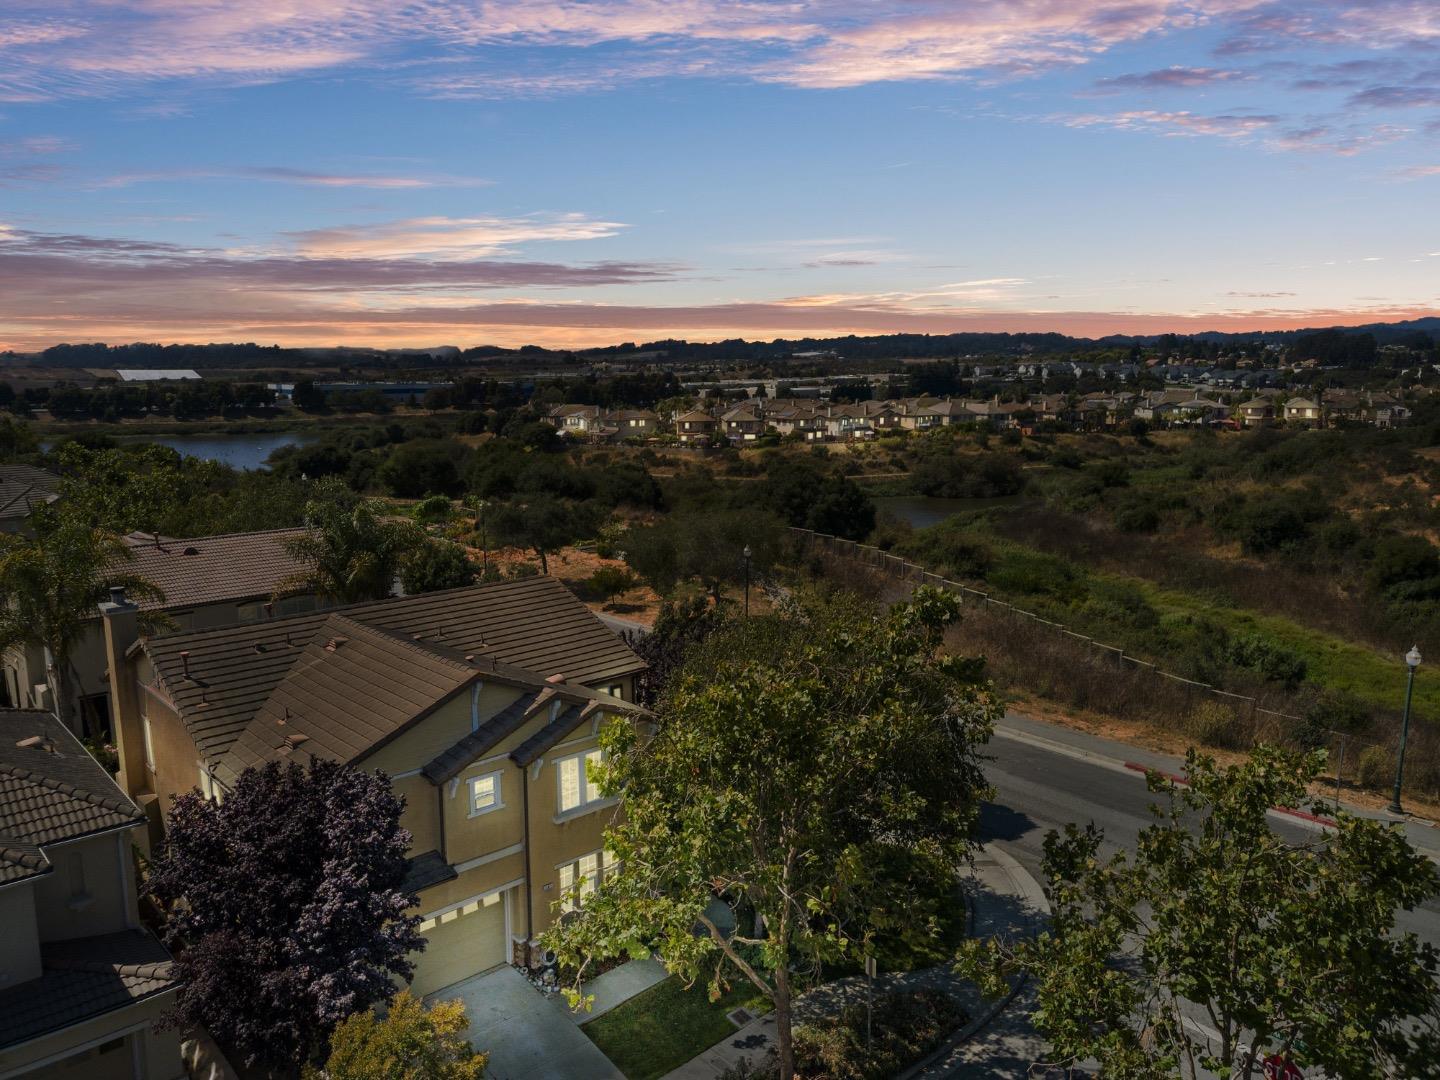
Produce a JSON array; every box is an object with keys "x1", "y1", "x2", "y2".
[
  {"x1": 522, "y1": 767, "x2": 534, "y2": 956},
  {"x1": 437, "y1": 784, "x2": 447, "y2": 863}
]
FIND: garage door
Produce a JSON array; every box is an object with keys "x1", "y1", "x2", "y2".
[{"x1": 409, "y1": 892, "x2": 508, "y2": 997}]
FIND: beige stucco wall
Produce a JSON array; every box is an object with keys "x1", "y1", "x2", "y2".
[
  {"x1": 0, "y1": 885, "x2": 42, "y2": 986},
  {"x1": 32, "y1": 831, "x2": 138, "y2": 944},
  {"x1": 0, "y1": 989, "x2": 183, "y2": 1080},
  {"x1": 361, "y1": 681, "x2": 521, "y2": 776},
  {"x1": 136, "y1": 685, "x2": 203, "y2": 820}
]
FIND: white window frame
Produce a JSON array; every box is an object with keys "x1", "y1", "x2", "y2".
[
  {"x1": 557, "y1": 848, "x2": 619, "y2": 913},
  {"x1": 556, "y1": 748, "x2": 605, "y2": 815},
  {"x1": 141, "y1": 714, "x2": 155, "y2": 772},
  {"x1": 467, "y1": 771, "x2": 504, "y2": 817}
]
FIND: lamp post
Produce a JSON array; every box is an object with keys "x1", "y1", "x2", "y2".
[
  {"x1": 1389, "y1": 645, "x2": 1422, "y2": 816},
  {"x1": 473, "y1": 499, "x2": 490, "y2": 575},
  {"x1": 742, "y1": 545, "x2": 753, "y2": 617}
]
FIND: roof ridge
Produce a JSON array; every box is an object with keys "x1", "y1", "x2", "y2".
[
  {"x1": 0, "y1": 762, "x2": 143, "y2": 822},
  {"x1": 325, "y1": 614, "x2": 480, "y2": 676},
  {"x1": 161, "y1": 526, "x2": 309, "y2": 544}
]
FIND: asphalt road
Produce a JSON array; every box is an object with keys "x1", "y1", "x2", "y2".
[{"x1": 980, "y1": 715, "x2": 1440, "y2": 949}]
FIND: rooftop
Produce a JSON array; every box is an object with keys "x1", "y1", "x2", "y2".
[{"x1": 119, "y1": 528, "x2": 310, "y2": 612}]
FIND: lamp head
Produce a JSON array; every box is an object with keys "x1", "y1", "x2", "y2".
[
  {"x1": 1406, "y1": 645, "x2": 1422, "y2": 669},
  {"x1": 743, "y1": 545, "x2": 752, "y2": 559}
]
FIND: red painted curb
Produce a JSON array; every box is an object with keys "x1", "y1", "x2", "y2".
[{"x1": 1122, "y1": 762, "x2": 1338, "y2": 828}]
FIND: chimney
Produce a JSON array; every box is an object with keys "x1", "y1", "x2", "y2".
[{"x1": 99, "y1": 588, "x2": 145, "y2": 801}]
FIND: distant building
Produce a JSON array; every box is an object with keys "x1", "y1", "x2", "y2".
[{"x1": 113, "y1": 370, "x2": 201, "y2": 382}]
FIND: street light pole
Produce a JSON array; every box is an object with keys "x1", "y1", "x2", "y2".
[
  {"x1": 1389, "y1": 645, "x2": 1422, "y2": 816},
  {"x1": 474, "y1": 499, "x2": 490, "y2": 575},
  {"x1": 742, "y1": 545, "x2": 752, "y2": 617}
]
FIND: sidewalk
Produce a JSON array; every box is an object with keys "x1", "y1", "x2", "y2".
[{"x1": 660, "y1": 844, "x2": 1049, "y2": 1080}]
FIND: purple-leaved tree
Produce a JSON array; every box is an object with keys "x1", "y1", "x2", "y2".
[{"x1": 147, "y1": 759, "x2": 423, "y2": 1071}]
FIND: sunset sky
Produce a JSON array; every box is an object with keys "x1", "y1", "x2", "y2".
[{"x1": 1, "y1": 1, "x2": 1438, "y2": 351}]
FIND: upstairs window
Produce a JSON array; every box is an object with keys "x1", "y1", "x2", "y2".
[
  {"x1": 467, "y1": 771, "x2": 503, "y2": 817},
  {"x1": 557, "y1": 749, "x2": 604, "y2": 814}
]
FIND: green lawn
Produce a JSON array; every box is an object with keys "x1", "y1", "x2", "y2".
[{"x1": 582, "y1": 976, "x2": 769, "y2": 1080}]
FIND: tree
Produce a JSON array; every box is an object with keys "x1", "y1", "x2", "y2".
[
  {"x1": 0, "y1": 504, "x2": 164, "y2": 732},
  {"x1": 623, "y1": 509, "x2": 783, "y2": 603},
  {"x1": 291, "y1": 379, "x2": 326, "y2": 411},
  {"x1": 279, "y1": 479, "x2": 422, "y2": 603},
  {"x1": 308, "y1": 993, "x2": 487, "y2": 1080},
  {"x1": 586, "y1": 565, "x2": 639, "y2": 609},
  {"x1": 489, "y1": 495, "x2": 595, "y2": 574},
  {"x1": 379, "y1": 440, "x2": 467, "y2": 499},
  {"x1": 957, "y1": 747, "x2": 1440, "y2": 1079},
  {"x1": 543, "y1": 588, "x2": 999, "y2": 1080},
  {"x1": 402, "y1": 539, "x2": 478, "y2": 595},
  {"x1": 148, "y1": 759, "x2": 424, "y2": 1071},
  {"x1": 625, "y1": 595, "x2": 728, "y2": 706}
]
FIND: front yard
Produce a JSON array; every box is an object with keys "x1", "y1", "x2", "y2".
[{"x1": 583, "y1": 975, "x2": 769, "y2": 1080}]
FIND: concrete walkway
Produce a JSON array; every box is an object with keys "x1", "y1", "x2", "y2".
[
  {"x1": 566, "y1": 957, "x2": 669, "y2": 1024},
  {"x1": 660, "y1": 843, "x2": 1049, "y2": 1080}
]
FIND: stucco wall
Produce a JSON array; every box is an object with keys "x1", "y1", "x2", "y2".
[
  {"x1": 32, "y1": 831, "x2": 137, "y2": 944},
  {"x1": 0, "y1": 990, "x2": 183, "y2": 1080},
  {"x1": 0, "y1": 885, "x2": 41, "y2": 986}
]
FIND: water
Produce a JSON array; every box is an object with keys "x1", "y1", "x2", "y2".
[
  {"x1": 46, "y1": 430, "x2": 317, "y2": 470},
  {"x1": 874, "y1": 494, "x2": 1028, "y2": 530}
]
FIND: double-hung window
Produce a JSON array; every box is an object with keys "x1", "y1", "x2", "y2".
[
  {"x1": 558, "y1": 849, "x2": 619, "y2": 913},
  {"x1": 556, "y1": 749, "x2": 604, "y2": 814},
  {"x1": 467, "y1": 771, "x2": 503, "y2": 817}
]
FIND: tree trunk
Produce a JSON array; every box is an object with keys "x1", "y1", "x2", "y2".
[
  {"x1": 46, "y1": 648, "x2": 77, "y2": 735},
  {"x1": 537, "y1": 546, "x2": 549, "y2": 575},
  {"x1": 773, "y1": 962, "x2": 795, "y2": 1080}
]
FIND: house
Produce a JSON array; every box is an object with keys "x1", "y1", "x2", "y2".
[
  {"x1": 674, "y1": 409, "x2": 717, "y2": 445},
  {"x1": 0, "y1": 465, "x2": 61, "y2": 536},
  {"x1": 546, "y1": 404, "x2": 605, "y2": 437},
  {"x1": 99, "y1": 576, "x2": 649, "y2": 997},
  {"x1": 0, "y1": 708, "x2": 183, "y2": 1079},
  {"x1": 922, "y1": 400, "x2": 974, "y2": 426},
  {"x1": 2, "y1": 529, "x2": 316, "y2": 736},
  {"x1": 1235, "y1": 399, "x2": 1275, "y2": 427},
  {"x1": 1366, "y1": 394, "x2": 1411, "y2": 429},
  {"x1": 608, "y1": 409, "x2": 659, "y2": 439},
  {"x1": 1283, "y1": 397, "x2": 1322, "y2": 425},
  {"x1": 720, "y1": 405, "x2": 765, "y2": 443}
]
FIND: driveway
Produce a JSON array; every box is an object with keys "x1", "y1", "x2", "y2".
[{"x1": 429, "y1": 965, "x2": 624, "y2": 1080}]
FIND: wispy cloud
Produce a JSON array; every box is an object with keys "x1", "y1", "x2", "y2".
[
  {"x1": 1091, "y1": 66, "x2": 1252, "y2": 92},
  {"x1": 95, "y1": 165, "x2": 489, "y2": 189},
  {"x1": 1063, "y1": 109, "x2": 1281, "y2": 138},
  {"x1": 285, "y1": 213, "x2": 627, "y2": 260}
]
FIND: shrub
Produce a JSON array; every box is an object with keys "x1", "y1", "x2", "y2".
[
  {"x1": 1226, "y1": 634, "x2": 1307, "y2": 689},
  {"x1": 987, "y1": 550, "x2": 1082, "y2": 601},
  {"x1": 1369, "y1": 534, "x2": 1440, "y2": 591},
  {"x1": 1113, "y1": 498, "x2": 1161, "y2": 533},
  {"x1": 1182, "y1": 701, "x2": 1242, "y2": 749},
  {"x1": 791, "y1": 988, "x2": 967, "y2": 1080},
  {"x1": 412, "y1": 494, "x2": 453, "y2": 523},
  {"x1": 1355, "y1": 745, "x2": 1392, "y2": 790}
]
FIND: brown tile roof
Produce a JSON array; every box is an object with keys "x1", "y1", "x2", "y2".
[
  {"x1": 119, "y1": 528, "x2": 310, "y2": 612},
  {"x1": 141, "y1": 576, "x2": 647, "y2": 768},
  {"x1": 0, "y1": 710, "x2": 143, "y2": 881},
  {"x1": 0, "y1": 930, "x2": 176, "y2": 1050},
  {"x1": 0, "y1": 465, "x2": 60, "y2": 522},
  {"x1": 511, "y1": 701, "x2": 598, "y2": 767}
]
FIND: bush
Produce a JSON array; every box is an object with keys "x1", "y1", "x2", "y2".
[
  {"x1": 1226, "y1": 634, "x2": 1307, "y2": 689},
  {"x1": 412, "y1": 494, "x2": 453, "y2": 523},
  {"x1": 1182, "y1": 701, "x2": 1242, "y2": 750},
  {"x1": 1355, "y1": 745, "x2": 1392, "y2": 790},
  {"x1": 791, "y1": 988, "x2": 966, "y2": 1080}
]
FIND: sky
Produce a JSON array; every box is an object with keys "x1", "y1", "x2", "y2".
[{"x1": 0, "y1": 1, "x2": 1439, "y2": 351}]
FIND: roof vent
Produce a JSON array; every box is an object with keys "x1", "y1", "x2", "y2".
[
  {"x1": 108, "y1": 585, "x2": 127, "y2": 606},
  {"x1": 179, "y1": 650, "x2": 191, "y2": 678},
  {"x1": 15, "y1": 735, "x2": 56, "y2": 753},
  {"x1": 282, "y1": 733, "x2": 310, "y2": 752},
  {"x1": 325, "y1": 637, "x2": 348, "y2": 652},
  {"x1": 546, "y1": 673, "x2": 566, "y2": 684},
  {"x1": 182, "y1": 546, "x2": 200, "y2": 556},
  {"x1": 254, "y1": 642, "x2": 267, "y2": 653}
]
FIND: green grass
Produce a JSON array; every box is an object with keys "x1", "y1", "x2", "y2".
[{"x1": 582, "y1": 976, "x2": 769, "y2": 1080}]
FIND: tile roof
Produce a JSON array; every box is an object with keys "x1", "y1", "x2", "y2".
[
  {"x1": 118, "y1": 528, "x2": 310, "y2": 613},
  {"x1": 0, "y1": 930, "x2": 177, "y2": 1050},
  {"x1": 401, "y1": 849, "x2": 458, "y2": 894},
  {"x1": 511, "y1": 702, "x2": 594, "y2": 767},
  {"x1": 0, "y1": 710, "x2": 144, "y2": 879},
  {"x1": 0, "y1": 465, "x2": 60, "y2": 523},
  {"x1": 141, "y1": 576, "x2": 647, "y2": 768},
  {"x1": 420, "y1": 690, "x2": 543, "y2": 785}
]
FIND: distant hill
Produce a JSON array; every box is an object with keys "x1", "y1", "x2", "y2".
[{"x1": 9, "y1": 317, "x2": 1437, "y2": 370}]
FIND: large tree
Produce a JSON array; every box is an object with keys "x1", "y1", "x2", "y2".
[
  {"x1": 489, "y1": 494, "x2": 596, "y2": 574},
  {"x1": 280, "y1": 479, "x2": 422, "y2": 603},
  {"x1": 0, "y1": 503, "x2": 164, "y2": 730},
  {"x1": 148, "y1": 759, "x2": 423, "y2": 1071},
  {"x1": 544, "y1": 587, "x2": 999, "y2": 1080},
  {"x1": 958, "y1": 747, "x2": 1440, "y2": 1080},
  {"x1": 622, "y1": 508, "x2": 783, "y2": 603}
]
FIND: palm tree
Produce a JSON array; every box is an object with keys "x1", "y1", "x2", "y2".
[
  {"x1": 0, "y1": 504, "x2": 165, "y2": 733},
  {"x1": 277, "y1": 480, "x2": 422, "y2": 604}
]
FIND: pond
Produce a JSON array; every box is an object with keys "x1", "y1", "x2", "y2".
[
  {"x1": 874, "y1": 494, "x2": 1030, "y2": 530},
  {"x1": 46, "y1": 430, "x2": 318, "y2": 470}
]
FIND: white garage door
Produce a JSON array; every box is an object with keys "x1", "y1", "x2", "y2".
[{"x1": 410, "y1": 892, "x2": 509, "y2": 997}]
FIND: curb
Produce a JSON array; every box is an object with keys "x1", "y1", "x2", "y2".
[
  {"x1": 1121, "y1": 761, "x2": 1340, "y2": 828},
  {"x1": 896, "y1": 843, "x2": 1050, "y2": 1080}
]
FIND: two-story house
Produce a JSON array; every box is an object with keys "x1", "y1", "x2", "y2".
[
  {"x1": 674, "y1": 409, "x2": 717, "y2": 445},
  {"x1": 1283, "y1": 396, "x2": 1322, "y2": 426},
  {"x1": 2, "y1": 529, "x2": 315, "y2": 735},
  {"x1": 546, "y1": 405, "x2": 605, "y2": 437},
  {"x1": 0, "y1": 709, "x2": 183, "y2": 1080},
  {"x1": 1235, "y1": 398, "x2": 1275, "y2": 427},
  {"x1": 98, "y1": 576, "x2": 648, "y2": 998},
  {"x1": 720, "y1": 405, "x2": 765, "y2": 443}
]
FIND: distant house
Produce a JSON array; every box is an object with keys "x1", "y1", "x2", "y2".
[
  {"x1": 720, "y1": 405, "x2": 765, "y2": 443},
  {"x1": 100, "y1": 576, "x2": 648, "y2": 995},
  {"x1": 608, "y1": 409, "x2": 660, "y2": 439},
  {"x1": 0, "y1": 709, "x2": 183, "y2": 1079},
  {"x1": 0, "y1": 465, "x2": 61, "y2": 536},
  {"x1": 1367, "y1": 394, "x2": 1411, "y2": 429},
  {"x1": 1, "y1": 528, "x2": 316, "y2": 735},
  {"x1": 1235, "y1": 399, "x2": 1275, "y2": 427},
  {"x1": 675, "y1": 409, "x2": 717, "y2": 445},
  {"x1": 546, "y1": 404, "x2": 605, "y2": 436},
  {"x1": 1283, "y1": 397, "x2": 1322, "y2": 425}
]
